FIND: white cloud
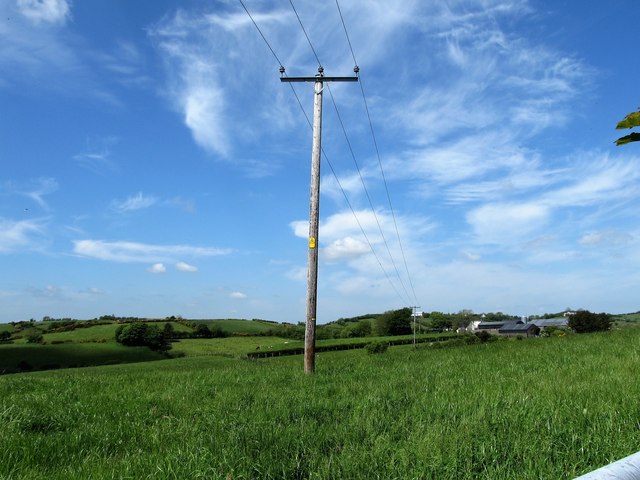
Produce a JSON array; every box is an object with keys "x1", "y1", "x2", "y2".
[
  {"x1": 542, "y1": 157, "x2": 640, "y2": 208},
  {"x1": 462, "y1": 251, "x2": 481, "y2": 262},
  {"x1": 0, "y1": 218, "x2": 47, "y2": 253},
  {"x1": 467, "y1": 202, "x2": 550, "y2": 245},
  {"x1": 229, "y1": 291, "x2": 247, "y2": 300},
  {"x1": 7, "y1": 177, "x2": 59, "y2": 210},
  {"x1": 1, "y1": 0, "x2": 78, "y2": 86},
  {"x1": 148, "y1": 263, "x2": 166, "y2": 274},
  {"x1": 73, "y1": 240, "x2": 231, "y2": 263},
  {"x1": 579, "y1": 230, "x2": 634, "y2": 247},
  {"x1": 182, "y1": 82, "x2": 228, "y2": 156},
  {"x1": 113, "y1": 192, "x2": 158, "y2": 212},
  {"x1": 324, "y1": 236, "x2": 370, "y2": 262},
  {"x1": 176, "y1": 261, "x2": 198, "y2": 272},
  {"x1": 17, "y1": 0, "x2": 70, "y2": 25},
  {"x1": 149, "y1": 12, "x2": 232, "y2": 156}
]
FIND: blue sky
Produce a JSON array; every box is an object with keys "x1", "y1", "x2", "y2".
[{"x1": 1, "y1": 0, "x2": 639, "y2": 323}]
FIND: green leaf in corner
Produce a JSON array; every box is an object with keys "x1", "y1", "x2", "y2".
[
  {"x1": 616, "y1": 111, "x2": 640, "y2": 130},
  {"x1": 615, "y1": 132, "x2": 640, "y2": 146}
]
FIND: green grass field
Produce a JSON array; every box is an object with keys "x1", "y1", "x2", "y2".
[
  {"x1": 191, "y1": 318, "x2": 277, "y2": 335},
  {"x1": 170, "y1": 336, "x2": 293, "y2": 357},
  {"x1": 1, "y1": 328, "x2": 640, "y2": 479}
]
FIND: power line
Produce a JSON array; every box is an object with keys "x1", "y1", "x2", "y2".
[
  {"x1": 239, "y1": 0, "x2": 412, "y2": 306},
  {"x1": 334, "y1": 0, "x2": 420, "y2": 307},
  {"x1": 335, "y1": 0, "x2": 357, "y2": 67},
  {"x1": 286, "y1": 0, "x2": 413, "y2": 305},
  {"x1": 325, "y1": 82, "x2": 412, "y2": 305},
  {"x1": 238, "y1": 0, "x2": 283, "y2": 68},
  {"x1": 288, "y1": 0, "x2": 322, "y2": 67}
]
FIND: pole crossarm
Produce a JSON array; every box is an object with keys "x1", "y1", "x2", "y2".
[{"x1": 281, "y1": 76, "x2": 359, "y2": 83}]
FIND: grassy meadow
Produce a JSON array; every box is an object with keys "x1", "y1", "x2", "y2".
[{"x1": 2, "y1": 328, "x2": 640, "y2": 479}]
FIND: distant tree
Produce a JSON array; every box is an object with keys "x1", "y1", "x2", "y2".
[
  {"x1": 484, "y1": 312, "x2": 515, "y2": 322},
  {"x1": 375, "y1": 308, "x2": 412, "y2": 336},
  {"x1": 163, "y1": 322, "x2": 175, "y2": 339},
  {"x1": 209, "y1": 324, "x2": 228, "y2": 338},
  {"x1": 615, "y1": 110, "x2": 640, "y2": 146},
  {"x1": 191, "y1": 323, "x2": 228, "y2": 339},
  {"x1": 427, "y1": 311, "x2": 452, "y2": 331},
  {"x1": 452, "y1": 310, "x2": 477, "y2": 330},
  {"x1": 343, "y1": 319, "x2": 372, "y2": 338},
  {"x1": 115, "y1": 323, "x2": 171, "y2": 352},
  {"x1": 568, "y1": 310, "x2": 612, "y2": 333},
  {"x1": 0, "y1": 331, "x2": 11, "y2": 342},
  {"x1": 194, "y1": 323, "x2": 213, "y2": 338}
]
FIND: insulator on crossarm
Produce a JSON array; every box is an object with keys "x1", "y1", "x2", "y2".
[
  {"x1": 279, "y1": 66, "x2": 285, "y2": 77},
  {"x1": 354, "y1": 65, "x2": 359, "y2": 76}
]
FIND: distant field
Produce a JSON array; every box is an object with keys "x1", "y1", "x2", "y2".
[
  {"x1": 613, "y1": 312, "x2": 640, "y2": 324},
  {"x1": 0, "y1": 324, "x2": 15, "y2": 334},
  {"x1": 1, "y1": 329, "x2": 640, "y2": 478},
  {"x1": 42, "y1": 323, "x2": 119, "y2": 343},
  {"x1": 170, "y1": 336, "x2": 293, "y2": 357},
  {"x1": 191, "y1": 318, "x2": 277, "y2": 334},
  {"x1": 0, "y1": 343, "x2": 163, "y2": 374},
  {"x1": 170, "y1": 333, "x2": 454, "y2": 358}
]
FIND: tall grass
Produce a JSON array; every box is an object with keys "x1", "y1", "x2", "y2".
[{"x1": 1, "y1": 329, "x2": 640, "y2": 478}]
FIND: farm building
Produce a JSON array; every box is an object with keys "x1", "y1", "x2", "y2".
[
  {"x1": 472, "y1": 319, "x2": 542, "y2": 337},
  {"x1": 475, "y1": 321, "x2": 509, "y2": 335},
  {"x1": 530, "y1": 318, "x2": 569, "y2": 330},
  {"x1": 498, "y1": 322, "x2": 540, "y2": 337}
]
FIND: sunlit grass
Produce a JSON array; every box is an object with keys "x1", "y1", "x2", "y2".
[{"x1": 1, "y1": 329, "x2": 640, "y2": 478}]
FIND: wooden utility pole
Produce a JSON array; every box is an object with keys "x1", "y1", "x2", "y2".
[{"x1": 281, "y1": 66, "x2": 358, "y2": 373}]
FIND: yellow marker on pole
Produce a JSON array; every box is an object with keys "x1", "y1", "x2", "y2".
[{"x1": 309, "y1": 237, "x2": 316, "y2": 248}]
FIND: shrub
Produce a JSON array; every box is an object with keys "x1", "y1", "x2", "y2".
[
  {"x1": 26, "y1": 332, "x2": 44, "y2": 344},
  {"x1": 568, "y1": 310, "x2": 612, "y2": 333},
  {"x1": 474, "y1": 330, "x2": 494, "y2": 343},
  {"x1": 366, "y1": 341, "x2": 388, "y2": 354},
  {"x1": 540, "y1": 326, "x2": 571, "y2": 337}
]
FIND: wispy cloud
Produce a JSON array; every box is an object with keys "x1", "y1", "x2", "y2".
[
  {"x1": 97, "y1": 41, "x2": 150, "y2": 87},
  {"x1": 466, "y1": 201, "x2": 550, "y2": 245},
  {"x1": 149, "y1": 11, "x2": 232, "y2": 157},
  {"x1": 0, "y1": 218, "x2": 48, "y2": 253},
  {"x1": 0, "y1": 0, "x2": 79, "y2": 88},
  {"x1": 73, "y1": 137, "x2": 119, "y2": 174},
  {"x1": 229, "y1": 291, "x2": 247, "y2": 300},
  {"x1": 17, "y1": 0, "x2": 70, "y2": 25},
  {"x1": 579, "y1": 230, "x2": 634, "y2": 247},
  {"x1": 112, "y1": 192, "x2": 158, "y2": 213},
  {"x1": 73, "y1": 240, "x2": 231, "y2": 263},
  {"x1": 6, "y1": 177, "x2": 59, "y2": 210}
]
